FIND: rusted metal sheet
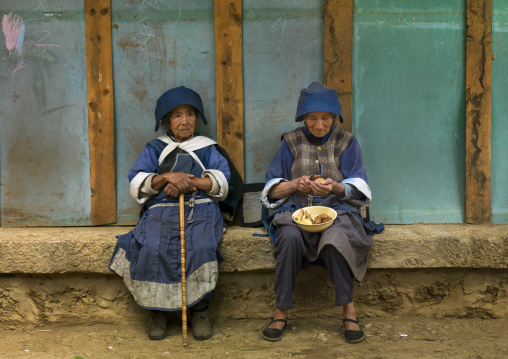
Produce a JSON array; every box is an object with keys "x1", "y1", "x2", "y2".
[
  {"x1": 353, "y1": 1, "x2": 467, "y2": 224},
  {"x1": 110, "y1": 1, "x2": 216, "y2": 224},
  {"x1": 1, "y1": 0, "x2": 503, "y2": 228},
  {"x1": 0, "y1": 1, "x2": 92, "y2": 226},
  {"x1": 242, "y1": 1, "x2": 324, "y2": 183},
  {"x1": 491, "y1": 2, "x2": 508, "y2": 224}
]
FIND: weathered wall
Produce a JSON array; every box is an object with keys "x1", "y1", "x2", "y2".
[
  {"x1": 354, "y1": 0, "x2": 466, "y2": 224},
  {"x1": 492, "y1": 1, "x2": 508, "y2": 223},
  {"x1": 0, "y1": 268, "x2": 506, "y2": 326},
  {"x1": 4, "y1": 1, "x2": 505, "y2": 226},
  {"x1": 0, "y1": 1, "x2": 91, "y2": 226}
]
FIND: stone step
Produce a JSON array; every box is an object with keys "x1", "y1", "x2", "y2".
[
  {"x1": 0, "y1": 225, "x2": 506, "y2": 274},
  {"x1": 0, "y1": 225, "x2": 507, "y2": 325}
]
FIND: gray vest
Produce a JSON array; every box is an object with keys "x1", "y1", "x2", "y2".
[{"x1": 283, "y1": 127, "x2": 353, "y2": 186}]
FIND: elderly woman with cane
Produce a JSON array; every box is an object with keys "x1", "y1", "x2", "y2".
[
  {"x1": 109, "y1": 86, "x2": 231, "y2": 342},
  {"x1": 261, "y1": 82, "x2": 383, "y2": 343}
]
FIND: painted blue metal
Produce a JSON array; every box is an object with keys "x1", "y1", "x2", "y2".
[
  {"x1": 0, "y1": 1, "x2": 91, "y2": 226},
  {"x1": 492, "y1": 0, "x2": 508, "y2": 224},
  {"x1": 1, "y1": 0, "x2": 503, "y2": 226},
  {"x1": 243, "y1": 0, "x2": 324, "y2": 184},
  {"x1": 353, "y1": 0, "x2": 466, "y2": 223},
  {"x1": 111, "y1": 0, "x2": 216, "y2": 224}
]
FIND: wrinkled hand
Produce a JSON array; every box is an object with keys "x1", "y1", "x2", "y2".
[
  {"x1": 295, "y1": 175, "x2": 312, "y2": 193},
  {"x1": 161, "y1": 172, "x2": 195, "y2": 197},
  {"x1": 163, "y1": 183, "x2": 180, "y2": 198},
  {"x1": 310, "y1": 177, "x2": 334, "y2": 195}
]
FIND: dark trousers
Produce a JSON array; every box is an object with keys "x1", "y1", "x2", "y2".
[
  {"x1": 273, "y1": 226, "x2": 354, "y2": 310},
  {"x1": 191, "y1": 291, "x2": 213, "y2": 312},
  {"x1": 153, "y1": 291, "x2": 213, "y2": 315}
]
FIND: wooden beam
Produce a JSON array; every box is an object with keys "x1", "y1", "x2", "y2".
[
  {"x1": 214, "y1": 0, "x2": 245, "y2": 181},
  {"x1": 84, "y1": 0, "x2": 116, "y2": 225},
  {"x1": 465, "y1": 0, "x2": 492, "y2": 224},
  {"x1": 324, "y1": 0, "x2": 353, "y2": 132}
]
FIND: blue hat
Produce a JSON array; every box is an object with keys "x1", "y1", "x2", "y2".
[
  {"x1": 154, "y1": 86, "x2": 208, "y2": 131},
  {"x1": 295, "y1": 82, "x2": 343, "y2": 123}
]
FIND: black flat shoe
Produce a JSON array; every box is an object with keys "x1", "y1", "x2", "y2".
[
  {"x1": 343, "y1": 318, "x2": 365, "y2": 344},
  {"x1": 262, "y1": 318, "x2": 287, "y2": 342},
  {"x1": 148, "y1": 311, "x2": 169, "y2": 340}
]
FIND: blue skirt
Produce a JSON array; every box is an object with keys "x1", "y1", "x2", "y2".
[{"x1": 109, "y1": 201, "x2": 224, "y2": 311}]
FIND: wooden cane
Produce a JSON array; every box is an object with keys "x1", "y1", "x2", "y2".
[{"x1": 179, "y1": 192, "x2": 188, "y2": 347}]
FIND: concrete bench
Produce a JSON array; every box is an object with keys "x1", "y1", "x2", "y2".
[
  {"x1": 0, "y1": 225, "x2": 507, "y2": 325},
  {"x1": 1, "y1": 225, "x2": 506, "y2": 273}
]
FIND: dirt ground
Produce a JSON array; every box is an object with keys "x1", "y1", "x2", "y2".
[{"x1": 1, "y1": 315, "x2": 507, "y2": 359}]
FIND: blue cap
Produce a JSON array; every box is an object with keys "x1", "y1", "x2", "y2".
[
  {"x1": 295, "y1": 82, "x2": 343, "y2": 123},
  {"x1": 154, "y1": 86, "x2": 208, "y2": 131}
]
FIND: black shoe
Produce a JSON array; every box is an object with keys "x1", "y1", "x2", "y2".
[
  {"x1": 191, "y1": 309, "x2": 212, "y2": 341},
  {"x1": 148, "y1": 311, "x2": 169, "y2": 340},
  {"x1": 343, "y1": 318, "x2": 365, "y2": 344},
  {"x1": 262, "y1": 318, "x2": 287, "y2": 342}
]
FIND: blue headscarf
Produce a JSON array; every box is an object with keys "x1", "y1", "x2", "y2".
[
  {"x1": 295, "y1": 82, "x2": 343, "y2": 123},
  {"x1": 154, "y1": 86, "x2": 208, "y2": 131}
]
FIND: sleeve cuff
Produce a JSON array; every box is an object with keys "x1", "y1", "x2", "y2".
[
  {"x1": 261, "y1": 178, "x2": 289, "y2": 209},
  {"x1": 341, "y1": 178, "x2": 372, "y2": 206},
  {"x1": 130, "y1": 172, "x2": 158, "y2": 204},
  {"x1": 202, "y1": 169, "x2": 229, "y2": 201}
]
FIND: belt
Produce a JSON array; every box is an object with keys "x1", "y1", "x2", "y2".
[{"x1": 147, "y1": 198, "x2": 214, "y2": 209}]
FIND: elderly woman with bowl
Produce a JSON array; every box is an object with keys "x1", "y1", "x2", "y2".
[
  {"x1": 109, "y1": 86, "x2": 232, "y2": 341},
  {"x1": 261, "y1": 82, "x2": 383, "y2": 343}
]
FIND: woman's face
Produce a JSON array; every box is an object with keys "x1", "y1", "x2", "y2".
[
  {"x1": 304, "y1": 112, "x2": 334, "y2": 138},
  {"x1": 169, "y1": 104, "x2": 196, "y2": 142}
]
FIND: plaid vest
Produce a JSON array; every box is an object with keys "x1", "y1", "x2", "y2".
[{"x1": 283, "y1": 127, "x2": 353, "y2": 185}]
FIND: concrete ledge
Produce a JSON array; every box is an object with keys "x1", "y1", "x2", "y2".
[
  {"x1": 0, "y1": 224, "x2": 507, "y2": 274},
  {"x1": 1, "y1": 225, "x2": 507, "y2": 323}
]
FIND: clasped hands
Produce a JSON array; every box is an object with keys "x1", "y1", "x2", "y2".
[{"x1": 161, "y1": 172, "x2": 195, "y2": 198}]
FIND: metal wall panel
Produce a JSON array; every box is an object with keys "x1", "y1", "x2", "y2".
[
  {"x1": 492, "y1": 0, "x2": 508, "y2": 224},
  {"x1": 0, "y1": 1, "x2": 91, "y2": 226},
  {"x1": 353, "y1": 0, "x2": 466, "y2": 223},
  {"x1": 111, "y1": 0, "x2": 216, "y2": 224},
  {"x1": 243, "y1": 0, "x2": 324, "y2": 184},
  {"x1": 2, "y1": 0, "x2": 502, "y2": 226}
]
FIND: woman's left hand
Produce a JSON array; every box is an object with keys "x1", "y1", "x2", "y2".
[
  {"x1": 310, "y1": 178, "x2": 334, "y2": 196},
  {"x1": 310, "y1": 178, "x2": 346, "y2": 197}
]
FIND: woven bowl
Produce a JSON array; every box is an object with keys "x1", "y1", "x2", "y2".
[{"x1": 292, "y1": 206, "x2": 337, "y2": 233}]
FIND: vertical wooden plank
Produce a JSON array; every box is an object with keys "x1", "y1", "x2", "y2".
[
  {"x1": 465, "y1": 0, "x2": 492, "y2": 224},
  {"x1": 214, "y1": 0, "x2": 245, "y2": 181},
  {"x1": 324, "y1": 0, "x2": 353, "y2": 132},
  {"x1": 84, "y1": 0, "x2": 116, "y2": 225}
]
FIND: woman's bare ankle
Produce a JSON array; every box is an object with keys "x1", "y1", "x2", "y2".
[
  {"x1": 269, "y1": 308, "x2": 288, "y2": 329},
  {"x1": 342, "y1": 302, "x2": 360, "y2": 330}
]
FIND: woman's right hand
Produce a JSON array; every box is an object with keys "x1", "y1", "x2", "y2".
[
  {"x1": 268, "y1": 175, "x2": 312, "y2": 199},
  {"x1": 295, "y1": 175, "x2": 312, "y2": 193},
  {"x1": 163, "y1": 182, "x2": 180, "y2": 198}
]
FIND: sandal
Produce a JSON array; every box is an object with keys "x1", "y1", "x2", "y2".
[
  {"x1": 262, "y1": 318, "x2": 287, "y2": 342},
  {"x1": 343, "y1": 318, "x2": 365, "y2": 344}
]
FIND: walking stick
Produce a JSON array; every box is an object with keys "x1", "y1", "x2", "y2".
[{"x1": 179, "y1": 192, "x2": 188, "y2": 347}]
